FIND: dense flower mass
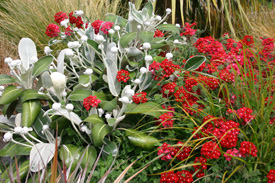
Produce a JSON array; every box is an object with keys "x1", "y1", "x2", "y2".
[
  {"x1": 83, "y1": 95, "x2": 101, "y2": 111},
  {"x1": 154, "y1": 29, "x2": 164, "y2": 37},
  {"x1": 201, "y1": 141, "x2": 221, "y2": 159},
  {"x1": 117, "y1": 69, "x2": 130, "y2": 82},
  {"x1": 45, "y1": 24, "x2": 60, "y2": 37},
  {"x1": 239, "y1": 141, "x2": 258, "y2": 157},
  {"x1": 100, "y1": 22, "x2": 114, "y2": 34},
  {"x1": 237, "y1": 107, "x2": 254, "y2": 123},
  {"x1": 91, "y1": 20, "x2": 104, "y2": 34},
  {"x1": 160, "y1": 170, "x2": 193, "y2": 183},
  {"x1": 267, "y1": 169, "x2": 275, "y2": 183},
  {"x1": 132, "y1": 92, "x2": 148, "y2": 104},
  {"x1": 54, "y1": 11, "x2": 68, "y2": 24}
]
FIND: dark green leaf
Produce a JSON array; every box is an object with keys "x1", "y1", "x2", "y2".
[
  {"x1": 156, "y1": 24, "x2": 180, "y2": 35},
  {"x1": 107, "y1": 118, "x2": 116, "y2": 126},
  {"x1": 20, "y1": 89, "x2": 49, "y2": 103},
  {"x1": 151, "y1": 43, "x2": 167, "y2": 49},
  {"x1": 103, "y1": 138, "x2": 118, "y2": 156},
  {"x1": 125, "y1": 129, "x2": 158, "y2": 150},
  {"x1": 140, "y1": 31, "x2": 154, "y2": 43},
  {"x1": 84, "y1": 114, "x2": 104, "y2": 125},
  {"x1": 0, "y1": 85, "x2": 22, "y2": 105},
  {"x1": 99, "y1": 97, "x2": 117, "y2": 111},
  {"x1": 1, "y1": 160, "x2": 29, "y2": 181},
  {"x1": 92, "y1": 91, "x2": 109, "y2": 101},
  {"x1": 32, "y1": 56, "x2": 53, "y2": 78},
  {"x1": 184, "y1": 55, "x2": 206, "y2": 70},
  {"x1": 22, "y1": 100, "x2": 41, "y2": 127},
  {"x1": 92, "y1": 123, "x2": 111, "y2": 147},
  {"x1": 125, "y1": 102, "x2": 164, "y2": 118},
  {"x1": 154, "y1": 56, "x2": 166, "y2": 63},
  {"x1": 0, "y1": 75, "x2": 16, "y2": 85},
  {"x1": 68, "y1": 89, "x2": 93, "y2": 101},
  {"x1": 80, "y1": 146, "x2": 97, "y2": 171},
  {"x1": 6, "y1": 100, "x2": 18, "y2": 118},
  {"x1": 32, "y1": 110, "x2": 51, "y2": 140},
  {"x1": 119, "y1": 32, "x2": 137, "y2": 48},
  {"x1": 87, "y1": 39, "x2": 100, "y2": 52},
  {"x1": 59, "y1": 144, "x2": 81, "y2": 171},
  {"x1": 0, "y1": 141, "x2": 31, "y2": 157}
]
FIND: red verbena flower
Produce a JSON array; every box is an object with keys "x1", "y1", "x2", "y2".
[
  {"x1": 158, "y1": 143, "x2": 173, "y2": 161},
  {"x1": 201, "y1": 141, "x2": 221, "y2": 159},
  {"x1": 100, "y1": 22, "x2": 114, "y2": 34},
  {"x1": 241, "y1": 35, "x2": 254, "y2": 47},
  {"x1": 239, "y1": 141, "x2": 258, "y2": 157},
  {"x1": 132, "y1": 92, "x2": 148, "y2": 104},
  {"x1": 154, "y1": 29, "x2": 164, "y2": 37},
  {"x1": 176, "y1": 170, "x2": 193, "y2": 183},
  {"x1": 91, "y1": 20, "x2": 104, "y2": 34},
  {"x1": 65, "y1": 26, "x2": 73, "y2": 36},
  {"x1": 117, "y1": 69, "x2": 130, "y2": 82},
  {"x1": 160, "y1": 171, "x2": 179, "y2": 183},
  {"x1": 224, "y1": 148, "x2": 242, "y2": 161},
  {"x1": 193, "y1": 156, "x2": 207, "y2": 178},
  {"x1": 54, "y1": 11, "x2": 68, "y2": 24},
  {"x1": 158, "y1": 113, "x2": 174, "y2": 128},
  {"x1": 46, "y1": 24, "x2": 60, "y2": 38},
  {"x1": 237, "y1": 107, "x2": 254, "y2": 123},
  {"x1": 170, "y1": 142, "x2": 191, "y2": 161},
  {"x1": 161, "y1": 82, "x2": 177, "y2": 97},
  {"x1": 83, "y1": 95, "x2": 101, "y2": 111},
  {"x1": 267, "y1": 169, "x2": 275, "y2": 183}
]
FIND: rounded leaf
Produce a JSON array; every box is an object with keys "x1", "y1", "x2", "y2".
[
  {"x1": 30, "y1": 143, "x2": 55, "y2": 172},
  {"x1": 0, "y1": 85, "x2": 22, "y2": 105},
  {"x1": 92, "y1": 123, "x2": 111, "y2": 147},
  {"x1": 22, "y1": 100, "x2": 41, "y2": 127}
]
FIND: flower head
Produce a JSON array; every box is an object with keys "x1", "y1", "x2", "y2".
[{"x1": 46, "y1": 24, "x2": 60, "y2": 38}]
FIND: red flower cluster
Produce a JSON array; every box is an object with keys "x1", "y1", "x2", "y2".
[
  {"x1": 270, "y1": 117, "x2": 275, "y2": 125},
  {"x1": 161, "y1": 82, "x2": 177, "y2": 97},
  {"x1": 201, "y1": 141, "x2": 221, "y2": 159},
  {"x1": 158, "y1": 141, "x2": 191, "y2": 161},
  {"x1": 193, "y1": 156, "x2": 207, "y2": 178},
  {"x1": 180, "y1": 22, "x2": 197, "y2": 36},
  {"x1": 69, "y1": 11, "x2": 83, "y2": 28},
  {"x1": 83, "y1": 95, "x2": 101, "y2": 111},
  {"x1": 267, "y1": 169, "x2": 275, "y2": 183},
  {"x1": 160, "y1": 170, "x2": 193, "y2": 183},
  {"x1": 54, "y1": 11, "x2": 68, "y2": 24},
  {"x1": 65, "y1": 26, "x2": 73, "y2": 36},
  {"x1": 239, "y1": 141, "x2": 258, "y2": 157},
  {"x1": 154, "y1": 29, "x2": 164, "y2": 37},
  {"x1": 91, "y1": 20, "x2": 104, "y2": 34},
  {"x1": 241, "y1": 35, "x2": 254, "y2": 47},
  {"x1": 46, "y1": 24, "x2": 60, "y2": 38},
  {"x1": 237, "y1": 107, "x2": 254, "y2": 123},
  {"x1": 157, "y1": 143, "x2": 173, "y2": 161},
  {"x1": 132, "y1": 92, "x2": 148, "y2": 104},
  {"x1": 158, "y1": 113, "x2": 174, "y2": 128},
  {"x1": 100, "y1": 22, "x2": 114, "y2": 34},
  {"x1": 149, "y1": 59, "x2": 180, "y2": 80},
  {"x1": 170, "y1": 142, "x2": 191, "y2": 161},
  {"x1": 224, "y1": 148, "x2": 241, "y2": 161},
  {"x1": 117, "y1": 69, "x2": 130, "y2": 82}
]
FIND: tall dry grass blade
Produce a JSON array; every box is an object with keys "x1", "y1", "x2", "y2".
[
  {"x1": 14, "y1": 157, "x2": 21, "y2": 183},
  {"x1": 50, "y1": 138, "x2": 58, "y2": 183},
  {"x1": 171, "y1": 0, "x2": 176, "y2": 24},
  {"x1": 124, "y1": 164, "x2": 150, "y2": 183},
  {"x1": 179, "y1": 0, "x2": 184, "y2": 25},
  {"x1": 113, "y1": 160, "x2": 137, "y2": 183}
]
